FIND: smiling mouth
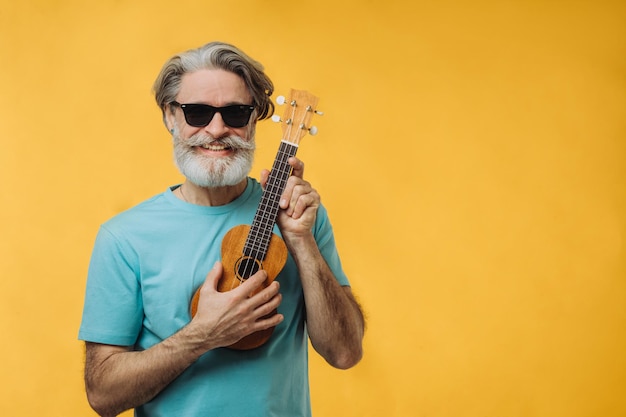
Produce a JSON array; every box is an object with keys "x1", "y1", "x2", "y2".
[{"x1": 199, "y1": 142, "x2": 232, "y2": 151}]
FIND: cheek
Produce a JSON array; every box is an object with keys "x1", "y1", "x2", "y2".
[
  {"x1": 170, "y1": 112, "x2": 196, "y2": 136},
  {"x1": 241, "y1": 123, "x2": 256, "y2": 141},
  {"x1": 238, "y1": 129, "x2": 251, "y2": 141},
  {"x1": 175, "y1": 121, "x2": 202, "y2": 139},
  {"x1": 184, "y1": 127, "x2": 203, "y2": 138}
]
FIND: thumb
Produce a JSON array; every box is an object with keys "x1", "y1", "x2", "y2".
[
  {"x1": 191, "y1": 261, "x2": 223, "y2": 318},
  {"x1": 203, "y1": 261, "x2": 223, "y2": 291},
  {"x1": 259, "y1": 169, "x2": 270, "y2": 188}
]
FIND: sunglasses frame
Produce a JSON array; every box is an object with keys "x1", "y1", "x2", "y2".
[{"x1": 170, "y1": 101, "x2": 255, "y2": 128}]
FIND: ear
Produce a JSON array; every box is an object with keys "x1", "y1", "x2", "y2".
[{"x1": 164, "y1": 105, "x2": 176, "y2": 132}]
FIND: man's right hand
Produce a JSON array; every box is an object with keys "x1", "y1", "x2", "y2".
[{"x1": 189, "y1": 261, "x2": 284, "y2": 351}]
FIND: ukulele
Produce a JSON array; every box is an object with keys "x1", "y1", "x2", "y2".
[{"x1": 190, "y1": 89, "x2": 321, "y2": 350}]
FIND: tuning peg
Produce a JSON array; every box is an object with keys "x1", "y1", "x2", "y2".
[
  {"x1": 273, "y1": 115, "x2": 293, "y2": 125},
  {"x1": 315, "y1": 110, "x2": 324, "y2": 116},
  {"x1": 276, "y1": 95, "x2": 286, "y2": 105},
  {"x1": 309, "y1": 126, "x2": 318, "y2": 136}
]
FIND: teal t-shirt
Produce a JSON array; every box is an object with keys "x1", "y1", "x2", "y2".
[{"x1": 78, "y1": 178, "x2": 349, "y2": 417}]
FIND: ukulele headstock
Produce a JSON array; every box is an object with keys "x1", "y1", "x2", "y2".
[{"x1": 271, "y1": 89, "x2": 321, "y2": 145}]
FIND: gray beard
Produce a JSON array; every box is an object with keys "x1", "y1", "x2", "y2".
[{"x1": 172, "y1": 132, "x2": 255, "y2": 188}]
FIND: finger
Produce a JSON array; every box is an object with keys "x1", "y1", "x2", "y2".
[
  {"x1": 236, "y1": 269, "x2": 270, "y2": 297},
  {"x1": 248, "y1": 280, "x2": 281, "y2": 308},
  {"x1": 278, "y1": 158, "x2": 306, "y2": 210},
  {"x1": 250, "y1": 291, "x2": 283, "y2": 328},
  {"x1": 288, "y1": 157, "x2": 304, "y2": 178},
  {"x1": 289, "y1": 190, "x2": 319, "y2": 219},
  {"x1": 254, "y1": 311, "x2": 284, "y2": 330},
  {"x1": 280, "y1": 177, "x2": 311, "y2": 211},
  {"x1": 244, "y1": 309, "x2": 284, "y2": 336}
]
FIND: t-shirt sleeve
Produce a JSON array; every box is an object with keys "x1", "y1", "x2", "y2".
[
  {"x1": 313, "y1": 204, "x2": 350, "y2": 287},
  {"x1": 78, "y1": 225, "x2": 144, "y2": 346}
]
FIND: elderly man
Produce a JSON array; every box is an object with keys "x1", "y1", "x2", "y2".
[{"x1": 78, "y1": 41, "x2": 364, "y2": 417}]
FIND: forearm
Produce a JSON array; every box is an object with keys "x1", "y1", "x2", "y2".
[
  {"x1": 85, "y1": 325, "x2": 208, "y2": 416},
  {"x1": 84, "y1": 263, "x2": 282, "y2": 417},
  {"x1": 286, "y1": 233, "x2": 365, "y2": 369}
]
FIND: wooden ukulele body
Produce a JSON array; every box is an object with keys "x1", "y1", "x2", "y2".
[{"x1": 189, "y1": 224, "x2": 288, "y2": 350}]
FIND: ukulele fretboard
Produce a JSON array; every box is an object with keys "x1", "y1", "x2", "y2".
[{"x1": 244, "y1": 140, "x2": 299, "y2": 260}]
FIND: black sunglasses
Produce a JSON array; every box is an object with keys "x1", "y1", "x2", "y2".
[{"x1": 170, "y1": 101, "x2": 255, "y2": 128}]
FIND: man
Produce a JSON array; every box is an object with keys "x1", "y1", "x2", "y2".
[{"x1": 78, "y1": 41, "x2": 365, "y2": 417}]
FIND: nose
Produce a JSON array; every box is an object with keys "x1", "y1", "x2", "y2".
[{"x1": 203, "y1": 111, "x2": 230, "y2": 138}]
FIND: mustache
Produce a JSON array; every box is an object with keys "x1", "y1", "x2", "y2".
[{"x1": 183, "y1": 133, "x2": 256, "y2": 151}]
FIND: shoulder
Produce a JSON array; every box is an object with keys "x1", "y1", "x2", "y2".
[{"x1": 95, "y1": 189, "x2": 175, "y2": 245}]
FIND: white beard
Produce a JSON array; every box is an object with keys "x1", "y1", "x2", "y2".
[{"x1": 172, "y1": 131, "x2": 255, "y2": 188}]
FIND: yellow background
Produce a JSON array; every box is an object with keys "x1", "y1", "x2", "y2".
[{"x1": 1, "y1": 1, "x2": 624, "y2": 416}]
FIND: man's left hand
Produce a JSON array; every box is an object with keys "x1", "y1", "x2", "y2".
[{"x1": 259, "y1": 157, "x2": 320, "y2": 237}]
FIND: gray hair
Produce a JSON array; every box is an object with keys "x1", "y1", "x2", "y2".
[{"x1": 153, "y1": 41, "x2": 274, "y2": 124}]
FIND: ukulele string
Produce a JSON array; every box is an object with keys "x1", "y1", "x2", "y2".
[{"x1": 284, "y1": 99, "x2": 298, "y2": 145}]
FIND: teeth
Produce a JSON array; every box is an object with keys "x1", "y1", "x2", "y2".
[{"x1": 200, "y1": 143, "x2": 229, "y2": 150}]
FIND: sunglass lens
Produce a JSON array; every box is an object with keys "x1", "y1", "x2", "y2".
[
  {"x1": 221, "y1": 105, "x2": 254, "y2": 128},
  {"x1": 183, "y1": 105, "x2": 216, "y2": 127}
]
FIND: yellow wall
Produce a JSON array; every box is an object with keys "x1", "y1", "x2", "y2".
[{"x1": 1, "y1": 1, "x2": 624, "y2": 416}]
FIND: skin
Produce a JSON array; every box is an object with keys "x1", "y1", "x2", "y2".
[{"x1": 84, "y1": 69, "x2": 365, "y2": 417}]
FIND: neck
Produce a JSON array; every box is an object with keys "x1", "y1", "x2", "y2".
[{"x1": 177, "y1": 178, "x2": 248, "y2": 206}]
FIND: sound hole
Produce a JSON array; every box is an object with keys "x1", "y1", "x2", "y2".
[{"x1": 234, "y1": 256, "x2": 262, "y2": 283}]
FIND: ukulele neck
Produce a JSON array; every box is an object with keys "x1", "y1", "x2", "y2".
[{"x1": 244, "y1": 140, "x2": 299, "y2": 260}]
